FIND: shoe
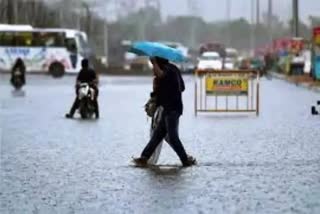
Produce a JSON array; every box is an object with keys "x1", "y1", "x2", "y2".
[
  {"x1": 132, "y1": 157, "x2": 148, "y2": 167},
  {"x1": 65, "y1": 113, "x2": 73, "y2": 119},
  {"x1": 183, "y1": 155, "x2": 197, "y2": 167}
]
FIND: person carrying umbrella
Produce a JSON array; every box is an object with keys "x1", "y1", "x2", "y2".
[{"x1": 133, "y1": 56, "x2": 196, "y2": 167}]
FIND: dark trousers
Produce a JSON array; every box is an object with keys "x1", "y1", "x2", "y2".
[
  {"x1": 69, "y1": 86, "x2": 99, "y2": 116},
  {"x1": 141, "y1": 111, "x2": 189, "y2": 164}
]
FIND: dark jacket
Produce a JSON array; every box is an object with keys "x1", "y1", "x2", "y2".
[
  {"x1": 77, "y1": 68, "x2": 97, "y2": 83},
  {"x1": 155, "y1": 63, "x2": 185, "y2": 115}
]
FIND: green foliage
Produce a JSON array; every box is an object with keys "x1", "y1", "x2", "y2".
[{"x1": 309, "y1": 16, "x2": 320, "y2": 28}]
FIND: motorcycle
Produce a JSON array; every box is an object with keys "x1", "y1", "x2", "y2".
[
  {"x1": 77, "y1": 83, "x2": 96, "y2": 119},
  {"x1": 11, "y1": 69, "x2": 24, "y2": 90},
  {"x1": 311, "y1": 101, "x2": 320, "y2": 115}
]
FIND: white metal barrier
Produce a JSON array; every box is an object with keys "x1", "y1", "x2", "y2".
[{"x1": 195, "y1": 69, "x2": 260, "y2": 116}]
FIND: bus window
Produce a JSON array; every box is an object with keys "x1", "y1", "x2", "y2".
[
  {"x1": 0, "y1": 31, "x2": 65, "y2": 47},
  {"x1": 0, "y1": 32, "x2": 29, "y2": 46},
  {"x1": 11, "y1": 31, "x2": 33, "y2": 46},
  {"x1": 38, "y1": 32, "x2": 65, "y2": 47},
  {"x1": 0, "y1": 32, "x2": 15, "y2": 46}
]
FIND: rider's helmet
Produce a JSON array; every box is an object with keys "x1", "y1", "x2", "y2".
[{"x1": 81, "y1": 59, "x2": 89, "y2": 69}]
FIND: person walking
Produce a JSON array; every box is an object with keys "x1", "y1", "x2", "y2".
[{"x1": 133, "y1": 57, "x2": 196, "y2": 167}]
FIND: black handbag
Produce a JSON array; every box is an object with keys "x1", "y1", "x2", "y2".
[{"x1": 145, "y1": 97, "x2": 157, "y2": 117}]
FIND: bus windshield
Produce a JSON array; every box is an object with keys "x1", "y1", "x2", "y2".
[{"x1": 0, "y1": 31, "x2": 65, "y2": 47}]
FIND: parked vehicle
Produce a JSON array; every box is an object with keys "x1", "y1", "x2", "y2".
[
  {"x1": 239, "y1": 57, "x2": 264, "y2": 73},
  {"x1": 197, "y1": 52, "x2": 223, "y2": 70},
  {"x1": 199, "y1": 42, "x2": 226, "y2": 58},
  {"x1": 224, "y1": 57, "x2": 236, "y2": 69},
  {"x1": 224, "y1": 48, "x2": 239, "y2": 69},
  {"x1": 181, "y1": 56, "x2": 196, "y2": 73}
]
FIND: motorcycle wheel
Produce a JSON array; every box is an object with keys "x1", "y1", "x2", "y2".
[
  {"x1": 80, "y1": 108, "x2": 88, "y2": 119},
  {"x1": 79, "y1": 100, "x2": 88, "y2": 119},
  {"x1": 13, "y1": 79, "x2": 23, "y2": 90},
  {"x1": 80, "y1": 101, "x2": 95, "y2": 119}
]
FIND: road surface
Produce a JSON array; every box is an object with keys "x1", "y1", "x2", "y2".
[{"x1": 0, "y1": 74, "x2": 319, "y2": 214}]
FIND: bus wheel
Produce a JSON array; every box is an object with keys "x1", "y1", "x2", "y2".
[{"x1": 49, "y1": 62, "x2": 65, "y2": 78}]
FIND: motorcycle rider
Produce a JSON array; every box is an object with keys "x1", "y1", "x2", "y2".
[
  {"x1": 65, "y1": 59, "x2": 99, "y2": 119},
  {"x1": 10, "y1": 58, "x2": 26, "y2": 86}
]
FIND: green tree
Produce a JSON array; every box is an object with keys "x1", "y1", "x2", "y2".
[{"x1": 309, "y1": 16, "x2": 320, "y2": 28}]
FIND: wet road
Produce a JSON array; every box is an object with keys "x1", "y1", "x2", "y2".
[{"x1": 0, "y1": 74, "x2": 320, "y2": 214}]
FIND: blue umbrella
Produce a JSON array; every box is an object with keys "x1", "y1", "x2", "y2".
[{"x1": 130, "y1": 41, "x2": 186, "y2": 62}]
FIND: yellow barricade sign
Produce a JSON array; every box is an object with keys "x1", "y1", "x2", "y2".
[{"x1": 206, "y1": 75, "x2": 248, "y2": 95}]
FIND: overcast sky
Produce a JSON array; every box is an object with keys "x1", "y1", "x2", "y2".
[
  {"x1": 93, "y1": 0, "x2": 320, "y2": 24},
  {"x1": 158, "y1": 0, "x2": 320, "y2": 23}
]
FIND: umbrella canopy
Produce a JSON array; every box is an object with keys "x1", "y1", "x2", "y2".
[{"x1": 130, "y1": 41, "x2": 186, "y2": 62}]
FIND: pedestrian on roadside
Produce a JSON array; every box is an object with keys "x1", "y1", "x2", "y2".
[{"x1": 133, "y1": 56, "x2": 196, "y2": 167}]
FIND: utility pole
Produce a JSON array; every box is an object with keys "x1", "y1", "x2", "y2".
[
  {"x1": 187, "y1": 0, "x2": 199, "y2": 48},
  {"x1": 139, "y1": 0, "x2": 148, "y2": 40},
  {"x1": 254, "y1": 0, "x2": 260, "y2": 52},
  {"x1": 104, "y1": 4, "x2": 109, "y2": 66},
  {"x1": 256, "y1": 0, "x2": 260, "y2": 25},
  {"x1": 268, "y1": 0, "x2": 273, "y2": 42},
  {"x1": 250, "y1": 0, "x2": 255, "y2": 56},
  {"x1": 81, "y1": 2, "x2": 92, "y2": 36},
  {"x1": 293, "y1": 0, "x2": 299, "y2": 37},
  {"x1": 267, "y1": 0, "x2": 272, "y2": 28}
]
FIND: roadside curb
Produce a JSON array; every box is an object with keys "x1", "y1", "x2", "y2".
[{"x1": 269, "y1": 72, "x2": 320, "y2": 94}]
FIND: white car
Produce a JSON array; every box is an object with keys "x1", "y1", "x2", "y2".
[
  {"x1": 123, "y1": 52, "x2": 153, "y2": 71},
  {"x1": 224, "y1": 58, "x2": 236, "y2": 69},
  {"x1": 197, "y1": 52, "x2": 223, "y2": 70}
]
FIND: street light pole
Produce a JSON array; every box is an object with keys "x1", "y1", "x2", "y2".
[
  {"x1": 138, "y1": 0, "x2": 147, "y2": 40},
  {"x1": 293, "y1": 0, "x2": 299, "y2": 37},
  {"x1": 250, "y1": 0, "x2": 255, "y2": 56},
  {"x1": 268, "y1": 0, "x2": 273, "y2": 42},
  {"x1": 256, "y1": 0, "x2": 260, "y2": 25},
  {"x1": 187, "y1": 0, "x2": 198, "y2": 48},
  {"x1": 104, "y1": 4, "x2": 109, "y2": 67}
]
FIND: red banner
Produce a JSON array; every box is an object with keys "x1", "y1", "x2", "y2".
[
  {"x1": 313, "y1": 27, "x2": 320, "y2": 44},
  {"x1": 290, "y1": 39, "x2": 303, "y2": 52},
  {"x1": 272, "y1": 38, "x2": 290, "y2": 52}
]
